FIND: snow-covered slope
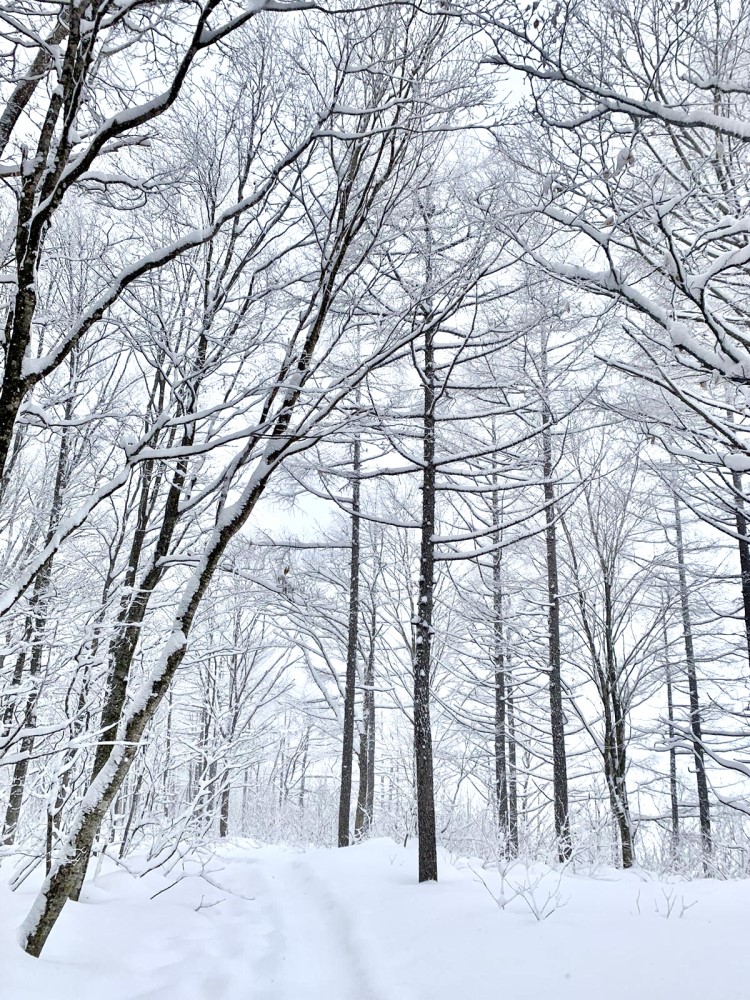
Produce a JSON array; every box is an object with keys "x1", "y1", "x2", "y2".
[{"x1": 2, "y1": 839, "x2": 746, "y2": 1000}]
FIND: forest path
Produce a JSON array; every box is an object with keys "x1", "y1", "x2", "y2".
[
  {"x1": 242, "y1": 850, "x2": 382, "y2": 1000},
  {"x1": 4, "y1": 840, "x2": 750, "y2": 1000}
]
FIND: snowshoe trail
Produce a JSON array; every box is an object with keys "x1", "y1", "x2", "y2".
[{"x1": 248, "y1": 852, "x2": 380, "y2": 1000}]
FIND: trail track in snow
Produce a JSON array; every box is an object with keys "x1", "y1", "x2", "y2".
[
  {"x1": 245, "y1": 852, "x2": 380, "y2": 1000},
  {"x1": 5, "y1": 840, "x2": 750, "y2": 1000}
]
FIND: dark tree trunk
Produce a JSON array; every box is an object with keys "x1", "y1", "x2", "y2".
[
  {"x1": 541, "y1": 348, "x2": 571, "y2": 863},
  {"x1": 506, "y1": 659, "x2": 519, "y2": 855},
  {"x1": 298, "y1": 729, "x2": 309, "y2": 810},
  {"x1": 665, "y1": 623, "x2": 680, "y2": 860},
  {"x1": 355, "y1": 726, "x2": 368, "y2": 837},
  {"x1": 413, "y1": 323, "x2": 438, "y2": 883},
  {"x1": 602, "y1": 738, "x2": 634, "y2": 869},
  {"x1": 163, "y1": 686, "x2": 173, "y2": 815},
  {"x1": 118, "y1": 770, "x2": 144, "y2": 858},
  {"x1": 603, "y1": 580, "x2": 635, "y2": 868},
  {"x1": 219, "y1": 779, "x2": 231, "y2": 838},
  {"x1": 2, "y1": 737, "x2": 33, "y2": 845},
  {"x1": 731, "y1": 470, "x2": 750, "y2": 674},
  {"x1": 337, "y1": 436, "x2": 361, "y2": 847},
  {"x1": 365, "y1": 660, "x2": 375, "y2": 825},
  {"x1": 673, "y1": 496, "x2": 712, "y2": 868},
  {"x1": 355, "y1": 600, "x2": 376, "y2": 839},
  {"x1": 492, "y1": 527, "x2": 508, "y2": 843}
]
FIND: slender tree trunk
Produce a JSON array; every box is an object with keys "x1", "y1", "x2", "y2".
[
  {"x1": 413, "y1": 322, "x2": 438, "y2": 883},
  {"x1": 665, "y1": 621, "x2": 680, "y2": 861},
  {"x1": 612, "y1": 751, "x2": 634, "y2": 867},
  {"x1": 219, "y1": 779, "x2": 231, "y2": 838},
  {"x1": 277, "y1": 736, "x2": 286, "y2": 810},
  {"x1": 298, "y1": 730, "x2": 309, "y2": 811},
  {"x1": 365, "y1": 612, "x2": 376, "y2": 827},
  {"x1": 338, "y1": 436, "x2": 361, "y2": 847},
  {"x1": 506, "y1": 657, "x2": 519, "y2": 856},
  {"x1": 118, "y1": 770, "x2": 144, "y2": 859},
  {"x1": 163, "y1": 686, "x2": 172, "y2": 815},
  {"x1": 673, "y1": 496, "x2": 712, "y2": 868},
  {"x1": 355, "y1": 600, "x2": 376, "y2": 839},
  {"x1": 491, "y1": 522, "x2": 508, "y2": 844},
  {"x1": 45, "y1": 802, "x2": 55, "y2": 875},
  {"x1": 242, "y1": 769, "x2": 250, "y2": 831},
  {"x1": 355, "y1": 724, "x2": 368, "y2": 836},
  {"x1": 195, "y1": 703, "x2": 211, "y2": 829},
  {"x1": 731, "y1": 470, "x2": 750, "y2": 675},
  {"x1": 603, "y1": 739, "x2": 634, "y2": 868},
  {"x1": 603, "y1": 580, "x2": 635, "y2": 868},
  {"x1": 2, "y1": 735, "x2": 34, "y2": 844},
  {"x1": 2, "y1": 645, "x2": 27, "y2": 734},
  {"x1": 541, "y1": 342, "x2": 571, "y2": 862}
]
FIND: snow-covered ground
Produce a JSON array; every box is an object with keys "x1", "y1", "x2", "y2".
[{"x1": 1, "y1": 839, "x2": 747, "y2": 1000}]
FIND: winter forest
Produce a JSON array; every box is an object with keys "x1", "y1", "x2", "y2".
[{"x1": 2, "y1": 1, "x2": 750, "y2": 997}]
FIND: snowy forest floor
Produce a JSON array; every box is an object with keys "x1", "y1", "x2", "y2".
[{"x1": 2, "y1": 838, "x2": 747, "y2": 1000}]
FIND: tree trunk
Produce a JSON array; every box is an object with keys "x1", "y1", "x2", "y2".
[
  {"x1": 118, "y1": 770, "x2": 144, "y2": 859},
  {"x1": 355, "y1": 601, "x2": 376, "y2": 839},
  {"x1": 603, "y1": 741, "x2": 634, "y2": 868},
  {"x1": 365, "y1": 611, "x2": 376, "y2": 827},
  {"x1": 731, "y1": 470, "x2": 750, "y2": 675},
  {"x1": 413, "y1": 322, "x2": 438, "y2": 883},
  {"x1": 673, "y1": 496, "x2": 712, "y2": 868},
  {"x1": 298, "y1": 730, "x2": 309, "y2": 811},
  {"x1": 337, "y1": 436, "x2": 361, "y2": 847},
  {"x1": 665, "y1": 621, "x2": 680, "y2": 861},
  {"x1": 219, "y1": 779, "x2": 231, "y2": 838},
  {"x1": 506, "y1": 658, "x2": 519, "y2": 856},
  {"x1": 603, "y1": 579, "x2": 635, "y2": 868},
  {"x1": 541, "y1": 339, "x2": 571, "y2": 863},
  {"x1": 491, "y1": 528, "x2": 508, "y2": 844}
]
